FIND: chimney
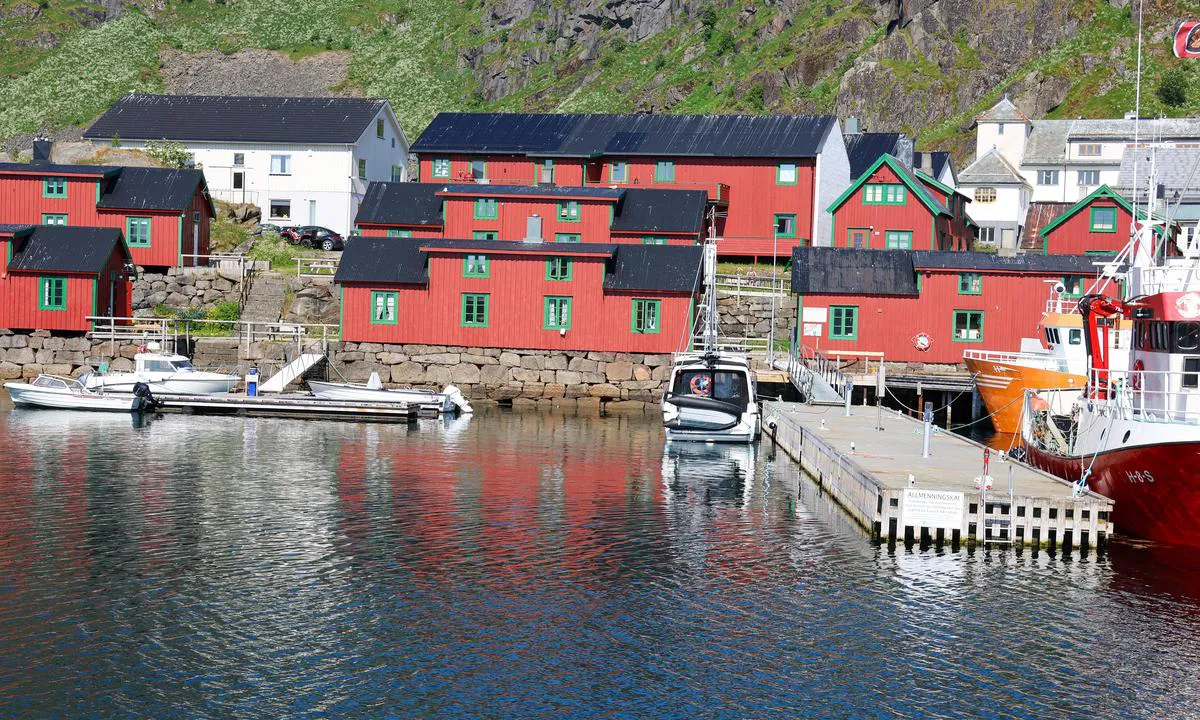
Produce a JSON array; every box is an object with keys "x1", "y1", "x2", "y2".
[
  {"x1": 844, "y1": 116, "x2": 860, "y2": 135},
  {"x1": 524, "y1": 214, "x2": 543, "y2": 243},
  {"x1": 918, "y1": 152, "x2": 934, "y2": 175},
  {"x1": 32, "y1": 136, "x2": 52, "y2": 165}
]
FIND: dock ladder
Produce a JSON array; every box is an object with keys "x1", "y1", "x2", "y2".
[{"x1": 980, "y1": 452, "x2": 1016, "y2": 545}]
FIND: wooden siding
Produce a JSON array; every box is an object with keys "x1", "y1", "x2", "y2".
[
  {"x1": 418, "y1": 154, "x2": 585, "y2": 186},
  {"x1": 920, "y1": 181, "x2": 972, "y2": 251},
  {"x1": 442, "y1": 197, "x2": 614, "y2": 242},
  {"x1": 609, "y1": 231, "x2": 699, "y2": 245},
  {"x1": 358, "y1": 224, "x2": 444, "y2": 238},
  {"x1": 797, "y1": 269, "x2": 1097, "y2": 365},
  {"x1": 94, "y1": 210, "x2": 181, "y2": 269},
  {"x1": 1042, "y1": 198, "x2": 1131, "y2": 255},
  {"x1": 0, "y1": 175, "x2": 100, "y2": 225},
  {"x1": 340, "y1": 253, "x2": 694, "y2": 352},
  {"x1": 832, "y1": 164, "x2": 943, "y2": 250},
  {"x1": 0, "y1": 272, "x2": 96, "y2": 332},
  {"x1": 96, "y1": 251, "x2": 132, "y2": 318}
]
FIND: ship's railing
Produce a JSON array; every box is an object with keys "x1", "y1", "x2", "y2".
[
  {"x1": 87, "y1": 315, "x2": 340, "y2": 355},
  {"x1": 714, "y1": 272, "x2": 788, "y2": 297},
  {"x1": 1044, "y1": 298, "x2": 1081, "y2": 314},
  {"x1": 1087, "y1": 367, "x2": 1200, "y2": 424},
  {"x1": 1132, "y1": 263, "x2": 1200, "y2": 295},
  {"x1": 964, "y1": 348, "x2": 1072, "y2": 373}
]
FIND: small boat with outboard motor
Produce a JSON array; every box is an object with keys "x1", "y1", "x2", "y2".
[
  {"x1": 4, "y1": 374, "x2": 160, "y2": 413},
  {"x1": 84, "y1": 342, "x2": 240, "y2": 396},
  {"x1": 307, "y1": 372, "x2": 474, "y2": 414}
]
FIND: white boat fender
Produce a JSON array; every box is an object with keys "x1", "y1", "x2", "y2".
[{"x1": 441, "y1": 384, "x2": 474, "y2": 415}]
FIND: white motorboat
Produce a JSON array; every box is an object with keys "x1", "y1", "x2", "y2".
[
  {"x1": 661, "y1": 242, "x2": 760, "y2": 443},
  {"x1": 85, "y1": 345, "x2": 240, "y2": 396},
  {"x1": 5, "y1": 374, "x2": 154, "y2": 412},
  {"x1": 307, "y1": 373, "x2": 474, "y2": 415}
]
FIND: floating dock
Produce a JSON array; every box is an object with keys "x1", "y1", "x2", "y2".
[
  {"x1": 762, "y1": 400, "x2": 1114, "y2": 553},
  {"x1": 155, "y1": 393, "x2": 444, "y2": 423}
]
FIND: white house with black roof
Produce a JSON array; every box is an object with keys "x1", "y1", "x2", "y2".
[{"x1": 84, "y1": 94, "x2": 409, "y2": 236}]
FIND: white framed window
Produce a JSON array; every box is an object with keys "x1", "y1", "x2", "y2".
[
  {"x1": 233, "y1": 152, "x2": 245, "y2": 166},
  {"x1": 270, "y1": 154, "x2": 291, "y2": 175},
  {"x1": 358, "y1": 158, "x2": 367, "y2": 179},
  {"x1": 1077, "y1": 170, "x2": 1100, "y2": 186},
  {"x1": 1078, "y1": 143, "x2": 1102, "y2": 157},
  {"x1": 977, "y1": 227, "x2": 995, "y2": 244},
  {"x1": 269, "y1": 199, "x2": 291, "y2": 219},
  {"x1": 1037, "y1": 170, "x2": 1059, "y2": 185},
  {"x1": 391, "y1": 165, "x2": 403, "y2": 182}
]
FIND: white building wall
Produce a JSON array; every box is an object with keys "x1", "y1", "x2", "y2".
[
  {"x1": 975, "y1": 121, "x2": 1028, "y2": 166},
  {"x1": 814, "y1": 124, "x2": 851, "y2": 247},
  {"x1": 961, "y1": 184, "x2": 1028, "y2": 248}
]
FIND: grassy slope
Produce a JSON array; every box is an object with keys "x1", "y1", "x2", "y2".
[{"x1": 0, "y1": 0, "x2": 1197, "y2": 153}]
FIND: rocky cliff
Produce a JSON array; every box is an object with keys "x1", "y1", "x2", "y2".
[{"x1": 0, "y1": 0, "x2": 1194, "y2": 158}]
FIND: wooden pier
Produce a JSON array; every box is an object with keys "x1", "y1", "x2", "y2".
[
  {"x1": 155, "y1": 393, "x2": 442, "y2": 423},
  {"x1": 762, "y1": 400, "x2": 1114, "y2": 552}
]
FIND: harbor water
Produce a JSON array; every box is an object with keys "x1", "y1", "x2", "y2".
[{"x1": 1, "y1": 407, "x2": 1199, "y2": 718}]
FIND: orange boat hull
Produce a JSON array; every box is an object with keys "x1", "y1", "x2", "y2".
[{"x1": 964, "y1": 357, "x2": 1085, "y2": 434}]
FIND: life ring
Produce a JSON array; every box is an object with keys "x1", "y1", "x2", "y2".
[
  {"x1": 137, "y1": 344, "x2": 147, "y2": 353},
  {"x1": 689, "y1": 374, "x2": 712, "y2": 396},
  {"x1": 1131, "y1": 359, "x2": 1144, "y2": 391},
  {"x1": 912, "y1": 333, "x2": 932, "y2": 351}
]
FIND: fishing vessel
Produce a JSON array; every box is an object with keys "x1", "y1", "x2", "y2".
[
  {"x1": 1021, "y1": 221, "x2": 1200, "y2": 546},
  {"x1": 964, "y1": 284, "x2": 1131, "y2": 433},
  {"x1": 661, "y1": 242, "x2": 761, "y2": 443},
  {"x1": 85, "y1": 344, "x2": 240, "y2": 395},
  {"x1": 308, "y1": 373, "x2": 473, "y2": 415},
  {"x1": 5, "y1": 374, "x2": 155, "y2": 412}
]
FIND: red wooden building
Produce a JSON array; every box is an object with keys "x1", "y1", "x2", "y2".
[
  {"x1": 790, "y1": 247, "x2": 1105, "y2": 366},
  {"x1": 0, "y1": 224, "x2": 133, "y2": 332},
  {"x1": 1037, "y1": 184, "x2": 1165, "y2": 255},
  {"x1": 355, "y1": 182, "x2": 708, "y2": 245},
  {"x1": 827, "y1": 154, "x2": 973, "y2": 251},
  {"x1": 335, "y1": 237, "x2": 702, "y2": 353},
  {"x1": 0, "y1": 163, "x2": 214, "y2": 270},
  {"x1": 409, "y1": 112, "x2": 850, "y2": 258}
]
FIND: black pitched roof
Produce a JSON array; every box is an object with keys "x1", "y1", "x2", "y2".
[
  {"x1": 910, "y1": 251, "x2": 1105, "y2": 274},
  {"x1": 791, "y1": 247, "x2": 918, "y2": 296},
  {"x1": 98, "y1": 167, "x2": 211, "y2": 213},
  {"x1": 436, "y1": 184, "x2": 624, "y2": 199},
  {"x1": 0, "y1": 224, "x2": 32, "y2": 234},
  {"x1": 412, "y1": 112, "x2": 837, "y2": 158},
  {"x1": 84, "y1": 94, "x2": 389, "y2": 144},
  {"x1": 914, "y1": 151, "x2": 952, "y2": 182},
  {"x1": 333, "y1": 236, "x2": 427, "y2": 284},
  {"x1": 7, "y1": 226, "x2": 129, "y2": 274},
  {"x1": 605, "y1": 244, "x2": 704, "y2": 293},
  {"x1": 611, "y1": 189, "x2": 707, "y2": 235},
  {"x1": 844, "y1": 133, "x2": 906, "y2": 179},
  {"x1": 355, "y1": 182, "x2": 444, "y2": 226},
  {"x1": 0, "y1": 162, "x2": 120, "y2": 177}
]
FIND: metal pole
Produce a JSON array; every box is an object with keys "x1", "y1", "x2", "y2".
[
  {"x1": 876, "y1": 361, "x2": 885, "y2": 431},
  {"x1": 922, "y1": 401, "x2": 933, "y2": 458},
  {"x1": 844, "y1": 378, "x2": 853, "y2": 417}
]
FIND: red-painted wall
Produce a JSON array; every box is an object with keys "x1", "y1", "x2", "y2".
[
  {"x1": 441, "y1": 196, "x2": 616, "y2": 242},
  {"x1": 610, "y1": 231, "x2": 698, "y2": 246},
  {"x1": 1042, "y1": 198, "x2": 1132, "y2": 254},
  {"x1": 920, "y1": 181, "x2": 972, "y2": 251},
  {"x1": 0, "y1": 174, "x2": 102, "y2": 225},
  {"x1": 0, "y1": 270, "x2": 96, "y2": 332},
  {"x1": 416, "y1": 153, "x2": 815, "y2": 257},
  {"x1": 94, "y1": 211, "x2": 179, "y2": 269},
  {"x1": 832, "y1": 165, "x2": 950, "y2": 250},
  {"x1": 358, "y1": 224, "x2": 444, "y2": 239},
  {"x1": 96, "y1": 250, "x2": 132, "y2": 318},
  {"x1": 798, "y1": 269, "x2": 1082, "y2": 365},
  {"x1": 341, "y1": 252, "x2": 694, "y2": 353}
]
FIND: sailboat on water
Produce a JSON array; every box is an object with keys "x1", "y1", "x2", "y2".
[{"x1": 660, "y1": 242, "x2": 761, "y2": 443}]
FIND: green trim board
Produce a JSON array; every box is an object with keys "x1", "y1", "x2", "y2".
[
  {"x1": 555, "y1": 233, "x2": 580, "y2": 243},
  {"x1": 38, "y1": 276, "x2": 67, "y2": 310},
  {"x1": 774, "y1": 213, "x2": 797, "y2": 239},
  {"x1": 862, "y1": 184, "x2": 906, "y2": 205},
  {"x1": 42, "y1": 177, "x2": 66, "y2": 198},
  {"x1": 431, "y1": 158, "x2": 451, "y2": 178},
  {"x1": 826, "y1": 154, "x2": 949, "y2": 217},
  {"x1": 952, "y1": 310, "x2": 984, "y2": 342},
  {"x1": 558, "y1": 201, "x2": 581, "y2": 222},
  {"x1": 776, "y1": 162, "x2": 799, "y2": 185},
  {"x1": 92, "y1": 278, "x2": 98, "y2": 323},
  {"x1": 631, "y1": 298, "x2": 661, "y2": 334},
  {"x1": 387, "y1": 228, "x2": 413, "y2": 237},
  {"x1": 461, "y1": 293, "x2": 488, "y2": 327},
  {"x1": 885, "y1": 230, "x2": 911, "y2": 249},
  {"x1": 543, "y1": 296, "x2": 572, "y2": 330},
  {"x1": 829, "y1": 305, "x2": 857, "y2": 340},
  {"x1": 1089, "y1": 206, "x2": 1118, "y2": 232},
  {"x1": 545, "y1": 257, "x2": 572, "y2": 281},
  {"x1": 958, "y1": 272, "x2": 982, "y2": 295},
  {"x1": 473, "y1": 198, "x2": 499, "y2": 219},
  {"x1": 1038, "y1": 184, "x2": 1168, "y2": 241},
  {"x1": 463, "y1": 254, "x2": 489, "y2": 277},
  {"x1": 654, "y1": 161, "x2": 674, "y2": 182},
  {"x1": 369, "y1": 290, "x2": 398, "y2": 324},
  {"x1": 41, "y1": 213, "x2": 66, "y2": 225},
  {"x1": 126, "y1": 216, "x2": 151, "y2": 247}
]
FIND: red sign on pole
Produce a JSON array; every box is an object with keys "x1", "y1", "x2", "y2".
[{"x1": 1175, "y1": 21, "x2": 1200, "y2": 58}]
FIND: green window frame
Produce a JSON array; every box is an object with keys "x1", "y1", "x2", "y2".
[
  {"x1": 41, "y1": 213, "x2": 66, "y2": 226},
  {"x1": 474, "y1": 198, "x2": 498, "y2": 219},
  {"x1": 555, "y1": 233, "x2": 580, "y2": 243},
  {"x1": 461, "y1": 293, "x2": 488, "y2": 327},
  {"x1": 431, "y1": 158, "x2": 451, "y2": 178},
  {"x1": 538, "y1": 159, "x2": 555, "y2": 184},
  {"x1": 863, "y1": 184, "x2": 906, "y2": 205},
  {"x1": 776, "y1": 162, "x2": 798, "y2": 185},
  {"x1": 1062, "y1": 275, "x2": 1086, "y2": 298},
  {"x1": 357, "y1": 158, "x2": 367, "y2": 179},
  {"x1": 387, "y1": 228, "x2": 413, "y2": 238},
  {"x1": 829, "y1": 305, "x2": 858, "y2": 340},
  {"x1": 546, "y1": 257, "x2": 572, "y2": 281},
  {"x1": 38, "y1": 276, "x2": 67, "y2": 311},
  {"x1": 642, "y1": 236, "x2": 667, "y2": 245},
  {"x1": 391, "y1": 165, "x2": 404, "y2": 182},
  {"x1": 473, "y1": 230, "x2": 497, "y2": 241},
  {"x1": 631, "y1": 298, "x2": 661, "y2": 334},
  {"x1": 885, "y1": 231, "x2": 912, "y2": 249},
  {"x1": 463, "y1": 254, "x2": 489, "y2": 278},
  {"x1": 557, "y1": 201, "x2": 581, "y2": 222},
  {"x1": 610, "y1": 161, "x2": 628, "y2": 183},
  {"x1": 1090, "y1": 206, "x2": 1118, "y2": 232},
  {"x1": 654, "y1": 161, "x2": 675, "y2": 182},
  {"x1": 126, "y1": 216, "x2": 151, "y2": 247},
  {"x1": 953, "y1": 310, "x2": 984, "y2": 342},
  {"x1": 369, "y1": 291, "x2": 398, "y2": 324},
  {"x1": 774, "y1": 213, "x2": 797, "y2": 239},
  {"x1": 544, "y1": 296, "x2": 572, "y2": 330},
  {"x1": 958, "y1": 272, "x2": 982, "y2": 295},
  {"x1": 42, "y1": 177, "x2": 66, "y2": 198}
]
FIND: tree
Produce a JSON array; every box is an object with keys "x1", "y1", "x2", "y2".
[
  {"x1": 144, "y1": 139, "x2": 192, "y2": 168},
  {"x1": 1157, "y1": 69, "x2": 1188, "y2": 108}
]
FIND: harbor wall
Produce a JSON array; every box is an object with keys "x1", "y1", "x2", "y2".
[
  {"x1": 0, "y1": 330, "x2": 183, "y2": 380},
  {"x1": 132, "y1": 268, "x2": 244, "y2": 314},
  {"x1": 716, "y1": 291, "x2": 796, "y2": 343}
]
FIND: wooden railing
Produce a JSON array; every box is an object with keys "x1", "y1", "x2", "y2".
[{"x1": 295, "y1": 256, "x2": 339, "y2": 278}]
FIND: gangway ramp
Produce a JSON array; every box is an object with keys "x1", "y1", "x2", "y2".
[{"x1": 259, "y1": 353, "x2": 324, "y2": 393}]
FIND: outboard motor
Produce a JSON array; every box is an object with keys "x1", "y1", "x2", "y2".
[
  {"x1": 441, "y1": 384, "x2": 474, "y2": 415},
  {"x1": 132, "y1": 382, "x2": 160, "y2": 413}
]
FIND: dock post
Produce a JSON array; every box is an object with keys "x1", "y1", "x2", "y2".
[
  {"x1": 921, "y1": 402, "x2": 933, "y2": 458},
  {"x1": 843, "y1": 378, "x2": 853, "y2": 417},
  {"x1": 971, "y1": 386, "x2": 982, "y2": 419},
  {"x1": 875, "y1": 363, "x2": 885, "y2": 431},
  {"x1": 916, "y1": 382, "x2": 923, "y2": 419}
]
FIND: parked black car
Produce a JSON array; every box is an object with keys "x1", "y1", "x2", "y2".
[{"x1": 295, "y1": 226, "x2": 345, "y2": 251}]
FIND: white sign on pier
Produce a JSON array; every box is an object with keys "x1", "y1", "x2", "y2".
[{"x1": 901, "y1": 488, "x2": 965, "y2": 532}]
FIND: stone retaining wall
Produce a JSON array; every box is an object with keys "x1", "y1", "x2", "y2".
[
  {"x1": 716, "y1": 291, "x2": 797, "y2": 342},
  {"x1": 132, "y1": 268, "x2": 243, "y2": 314},
  {"x1": 0, "y1": 330, "x2": 178, "y2": 380}
]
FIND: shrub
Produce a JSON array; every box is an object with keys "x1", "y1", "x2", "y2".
[
  {"x1": 1157, "y1": 69, "x2": 1188, "y2": 107},
  {"x1": 699, "y1": 8, "x2": 718, "y2": 38},
  {"x1": 144, "y1": 139, "x2": 192, "y2": 168},
  {"x1": 110, "y1": 133, "x2": 120, "y2": 147},
  {"x1": 709, "y1": 30, "x2": 734, "y2": 56}
]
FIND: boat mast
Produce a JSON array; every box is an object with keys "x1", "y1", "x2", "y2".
[{"x1": 703, "y1": 238, "x2": 718, "y2": 352}]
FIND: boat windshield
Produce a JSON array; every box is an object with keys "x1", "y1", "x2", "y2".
[
  {"x1": 672, "y1": 370, "x2": 749, "y2": 405},
  {"x1": 173, "y1": 360, "x2": 195, "y2": 371},
  {"x1": 144, "y1": 359, "x2": 179, "y2": 372},
  {"x1": 31, "y1": 376, "x2": 69, "y2": 389}
]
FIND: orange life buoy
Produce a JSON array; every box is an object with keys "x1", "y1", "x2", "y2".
[
  {"x1": 1131, "y1": 359, "x2": 1144, "y2": 391},
  {"x1": 912, "y1": 333, "x2": 932, "y2": 351}
]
